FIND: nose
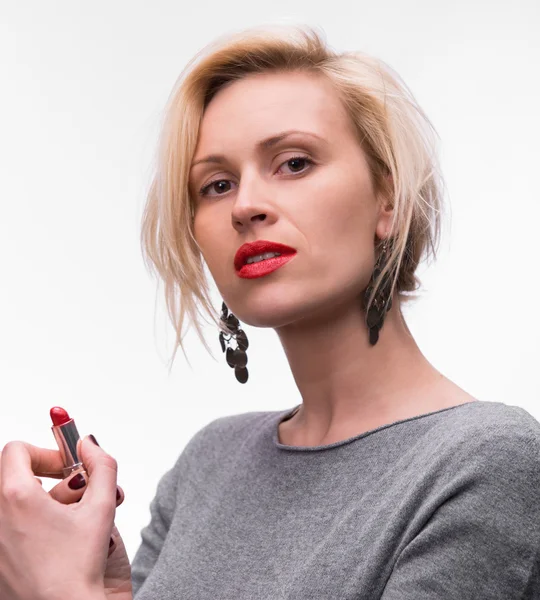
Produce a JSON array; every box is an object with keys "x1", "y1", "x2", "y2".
[
  {"x1": 230, "y1": 172, "x2": 275, "y2": 232},
  {"x1": 232, "y1": 210, "x2": 267, "y2": 230}
]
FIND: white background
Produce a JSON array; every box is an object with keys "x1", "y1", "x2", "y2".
[{"x1": 1, "y1": 0, "x2": 538, "y2": 562}]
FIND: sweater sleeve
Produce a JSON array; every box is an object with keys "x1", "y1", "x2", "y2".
[
  {"x1": 130, "y1": 462, "x2": 180, "y2": 598},
  {"x1": 381, "y1": 425, "x2": 540, "y2": 599},
  {"x1": 130, "y1": 418, "x2": 220, "y2": 597}
]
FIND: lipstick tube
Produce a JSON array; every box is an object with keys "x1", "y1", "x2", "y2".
[
  {"x1": 49, "y1": 407, "x2": 116, "y2": 555},
  {"x1": 50, "y1": 407, "x2": 87, "y2": 478}
]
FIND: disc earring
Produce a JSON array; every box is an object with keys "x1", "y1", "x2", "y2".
[
  {"x1": 362, "y1": 238, "x2": 393, "y2": 345},
  {"x1": 219, "y1": 302, "x2": 249, "y2": 384}
]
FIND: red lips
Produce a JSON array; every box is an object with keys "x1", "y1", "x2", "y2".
[{"x1": 234, "y1": 240, "x2": 297, "y2": 271}]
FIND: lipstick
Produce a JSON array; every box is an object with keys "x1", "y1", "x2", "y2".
[
  {"x1": 236, "y1": 254, "x2": 296, "y2": 279},
  {"x1": 50, "y1": 407, "x2": 117, "y2": 556},
  {"x1": 234, "y1": 240, "x2": 296, "y2": 270},
  {"x1": 50, "y1": 406, "x2": 87, "y2": 478}
]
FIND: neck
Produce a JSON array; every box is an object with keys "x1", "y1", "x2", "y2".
[{"x1": 275, "y1": 294, "x2": 452, "y2": 444}]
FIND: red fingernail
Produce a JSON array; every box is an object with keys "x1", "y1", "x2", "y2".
[
  {"x1": 68, "y1": 473, "x2": 86, "y2": 490},
  {"x1": 109, "y1": 537, "x2": 114, "y2": 548},
  {"x1": 116, "y1": 488, "x2": 121, "y2": 501},
  {"x1": 89, "y1": 434, "x2": 100, "y2": 446}
]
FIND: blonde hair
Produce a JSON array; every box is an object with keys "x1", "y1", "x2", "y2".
[{"x1": 140, "y1": 23, "x2": 444, "y2": 371}]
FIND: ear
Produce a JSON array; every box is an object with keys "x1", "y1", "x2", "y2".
[{"x1": 375, "y1": 181, "x2": 394, "y2": 239}]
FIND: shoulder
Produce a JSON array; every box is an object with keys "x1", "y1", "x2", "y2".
[
  {"x1": 434, "y1": 400, "x2": 540, "y2": 450},
  {"x1": 383, "y1": 401, "x2": 540, "y2": 599},
  {"x1": 421, "y1": 400, "x2": 540, "y2": 492},
  {"x1": 169, "y1": 408, "x2": 279, "y2": 467},
  {"x1": 471, "y1": 401, "x2": 540, "y2": 480},
  {"x1": 194, "y1": 408, "x2": 277, "y2": 445}
]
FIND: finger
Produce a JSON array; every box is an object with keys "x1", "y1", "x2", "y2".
[
  {"x1": 0, "y1": 442, "x2": 123, "y2": 508},
  {"x1": 1, "y1": 442, "x2": 65, "y2": 495},
  {"x1": 78, "y1": 439, "x2": 125, "y2": 507},
  {"x1": 76, "y1": 436, "x2": 118, "y2": 508},
  {"x1": 108, "y1": 534, "x2": 117, "y2": 558},
  {"x1": 116, "y1": 484, "x2": 124, "y2": 507},
  {"x1": 46, "y1": 475, "x2": 124, "y2": 508},
  {"x1": 79, "y1": 484, "x2": 124, "y2": 507},
  {"x1": 48, "y1": 471, "x2": 88, "y2": 504},
  {"x1": 1, "y1": 441, "x2": 66, "y2": 482}
]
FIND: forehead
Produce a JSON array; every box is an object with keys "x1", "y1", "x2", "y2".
[{"x1": 195, "y1": 71, "x2": 352, "y2": 151}]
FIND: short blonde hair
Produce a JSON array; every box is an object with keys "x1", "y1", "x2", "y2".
[{"x1": 140, "y1": 24, "x2": 444, "y2": 371}]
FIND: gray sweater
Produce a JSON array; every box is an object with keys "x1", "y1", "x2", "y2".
[{"x1": 131, "y1": 400, "x2": 540, "y2": 599}]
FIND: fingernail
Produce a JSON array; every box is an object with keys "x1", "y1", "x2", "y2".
[
  {"x1": 68, "y1": 473, "x2": 86, "y2": 490},
  {"x1": 109, "y1": 537, "x2": 115, "y2": 548},
  {"x1": 88, "y1": 434, "x2": 100, "y2": 447},
  {"x1": 116, "y1": 487, "x2": 121, "y2": 501}
]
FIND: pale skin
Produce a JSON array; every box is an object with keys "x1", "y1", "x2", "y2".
[{"x1": 191, "y1": 70, "x2": 477, "y2": 447}]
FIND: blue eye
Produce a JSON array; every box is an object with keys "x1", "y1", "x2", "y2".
[{"x1": 198, "y1": 155, "x2": 315, "y2": 197}]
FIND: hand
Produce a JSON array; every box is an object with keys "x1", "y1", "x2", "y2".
[
  {"x1": 71, "y1": 438, "x2": 132, "y2": 599},
  {"x1": 0, "y1": 435, "x2": 130, "y2": 600},
  {"x1": 44, "y1": 436, "x2": 132, "y2": 599}
]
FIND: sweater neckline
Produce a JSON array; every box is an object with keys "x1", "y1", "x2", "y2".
[{"x1": 273, "y1": 400, "x2": 480, "y2": 452}]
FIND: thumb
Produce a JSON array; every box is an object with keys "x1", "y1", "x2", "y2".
[{"x1": 76, "y1": 435, "x2": 118, "y2": 508}]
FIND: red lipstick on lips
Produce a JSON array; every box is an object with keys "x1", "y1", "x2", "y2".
[
  {"x1": 50, "y1": 406, "x2": 87, "y2": 478},
  {"x1": 234, "y1": 240, "x2": 297, "y2": 279}
]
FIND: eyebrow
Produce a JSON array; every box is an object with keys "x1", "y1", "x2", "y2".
[{"x1": 190, "y1": 129, "x2": 325, "y2": 170}]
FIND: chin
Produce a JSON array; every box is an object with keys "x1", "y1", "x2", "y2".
[
  {"x1": 231, "y1": 305, "x2": 300, "y2": 329},
  {"x1": 226, "y1": 291, "x2": 328, "y2": 330}
]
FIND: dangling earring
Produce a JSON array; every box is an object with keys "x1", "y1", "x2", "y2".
[
  {"x1": 362, "y1": 237, "x2": 394, "y2": 345},
  {"x1": 218, "y1": 302, "x2": 249, "y2": 383}
]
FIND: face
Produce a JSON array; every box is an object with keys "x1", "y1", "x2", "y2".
[{"x1": 190, "y1": 71, "x2": 392, "y2": 328}]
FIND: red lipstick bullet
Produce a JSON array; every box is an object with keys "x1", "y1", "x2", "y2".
[{"x1": 50, "y1": 406, "x2": 87, "y2": 478}]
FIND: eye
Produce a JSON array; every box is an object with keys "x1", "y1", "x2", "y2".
[
  {"x1": 198, "y1": 154, "x2": 315, "y2": 197},
  {"x1": 277, "y1": 155, "x2": 315, "y2": 176},
  {"x1": 199, "y1": 179, "x2": 234, "y2": 197}
]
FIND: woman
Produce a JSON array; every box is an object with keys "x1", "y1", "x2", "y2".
[{"x1": 0, "y1": 24, "x2": 539, "y2": 600}]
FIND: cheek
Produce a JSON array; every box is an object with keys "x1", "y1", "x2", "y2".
[
  {"x1": 193, "y1": 209, "x2": 232, "y2": 282},
  {"x1": 193, "y1": 213, "x2": 217, "y2": 267},
  {"x1": 303, "y1": 207, "x2": 373, "y2": 308},
  {"x1": 300, "y1": 174, "x2": 376, "y2": 276}
]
